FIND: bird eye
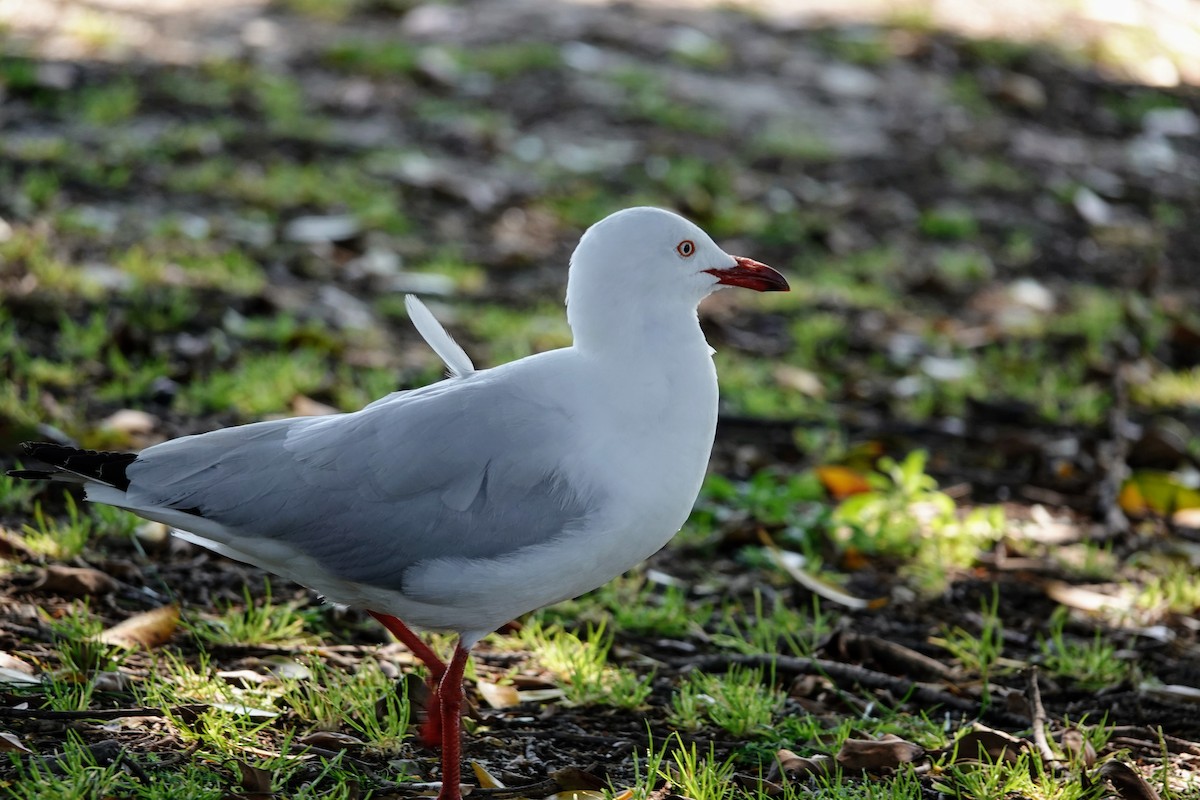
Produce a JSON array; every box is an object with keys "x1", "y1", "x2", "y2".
[{"x1": 676, "y1": 240, "x2": 695, "y2": 257}]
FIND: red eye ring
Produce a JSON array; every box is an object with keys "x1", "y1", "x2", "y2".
[{"x1": 676, "y1": 239, "x2": 695, "y2": 257}]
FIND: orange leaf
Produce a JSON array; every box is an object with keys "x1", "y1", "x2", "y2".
[{"x1": 816, "y1": 465, "x2": 872, "y2": 500}]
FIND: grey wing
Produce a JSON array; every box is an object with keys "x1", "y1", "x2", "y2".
[{"x1": 124, "y1": 376, "x2": 594, "y2": 591}]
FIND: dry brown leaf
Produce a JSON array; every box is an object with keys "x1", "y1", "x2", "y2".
[
  {"x1": 32, "y1": 565, "x2": 117, "y2": 596},
  {"x1": 236, "y1": 759, "x2": 275, "y2": 794},
  {"x1": 836, "y1": 737, "x2": 924, "y2": 770},
  {"x1": 768, "y1": 749, "x2": 835, "y2": 783},
  {"x1": 476, "y1": 679, "x2": 520, "y2": 709},
  {"x1": 0, "y1": 526, "x2": 35, "y2": 559},
  {"x1": 97, "y1": 605, "x2": 179, "y2": 649},
  {"x1": 1060, "y1": 728, "x2": 1097, "y2": 767},
  {"x1": 1043, "y1": 580, "x2": 1134, "y2": 613},
  {"x1": 548, "y1": 766, "x2": 609, "y2": 792},
  {"x1": 0, "y1": 652, "x2": 35, "y2": 676},
  {"x1": 0, "y1": 731, "x2": 31, "y2": 754},
  {"x1": 1098, "y1": 760, "x2": 1161, "y2": 800},
  {"x1": 947, "y1": 726, "x2": 1030, "y2": 764}
]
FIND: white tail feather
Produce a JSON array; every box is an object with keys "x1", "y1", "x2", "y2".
[{"x1": 404, "y1": 295, "x2": 475, "y2": 379}]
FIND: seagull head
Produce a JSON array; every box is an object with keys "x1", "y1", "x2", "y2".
[{"x1": 566, "y1": 207, "x2": 788, "y2": 350}]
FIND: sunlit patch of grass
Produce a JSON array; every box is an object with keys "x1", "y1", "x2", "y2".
[
  {"x1": 280, "y1": 656, "x2": 410, "y2": 754},
  {"x1": 545, "y1": 573, "x2": 712, "y2": 639},
  {"x1": 179, "y1": 349, "x2": 327, "y2": 417},
  {"x1": 0, "y1": 226, "x2": 103, "y2": 298},
  {"x1": 114, "y1": 244, "x2": 264, "y2": 295},
  {"x1": 6, "y1": 730, "x2": 125, "y2": 798},
  {"x1": 45, "y1": 602, "x2": 127, "y2": 682},
  {"x1": 712, "y1": 591, "x2": 832, "y2": 659},
  {"x1": 22, "y1": 494, "x2": 94, "y2": 560},
  {"x1": 1132, "y1": 366, "x2": 1200, "y2": 409},
  {"x1": 516, "y1": 619, "x2": 653, "y2": 709},
  {"x1": 661, "y1": 740, "x2": 736, "y2": 800},
  {"x1": 961, "y1": 341, "x2": 1109, "y2": 425},
  {"x1": 1038, "y1": 607, "x2": 1131, "y2": 690},
  {"x1": 1134, "y1": 561, "x2": 1200, "y2": 617},
  {"x1": 930, "y1": 587, "x2": 1006, "y2": 706},
  {"x1": 713, "y1": 353, "x2": 827, "y2": 419},
  {"x1": 185, "y1": 582, "x2": 314, "y2": 647},
  {"x1": 833, "y1": 451, "x2": 1005, "y2": 593},
  {"x1": 669, "y1": 665, "x2": 783, "y2": 738}
]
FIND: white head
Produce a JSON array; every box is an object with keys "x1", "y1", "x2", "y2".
[{"x1": 565, "y1": 207, "x2": 788, "y2": 352}]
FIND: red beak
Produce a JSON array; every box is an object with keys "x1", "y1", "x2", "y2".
[{"x1": 704, "y1": 256, "x2": 790, "y2": 292}]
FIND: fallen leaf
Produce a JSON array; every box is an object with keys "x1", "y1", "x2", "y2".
[
  {"x1": 32, "y1": 565, "x2": 117, "y2": 596},
  {"x1": 0, "y1": 667, "x2": 39, "y2": 686},
  {"x1": 1097, "y1": 760, "x2": 1160, "y2": 800},
  {"x1": 816, "y1": 465, "x2": 872, "y2": 500},
  {"x1": 836, "y1": 736, "x2": 924, "y2": 770},
  {"x1": 236, "y1": 759, "x2": 275, "y2": 794},
  {"x1": 1119, "y1": 471, "x2": 1200, "y2": 517},
  {"x1": 91, "y1": 671, "x2": 132, "y2": 692},
  {"x1": 548, "y1": 766, "x2": 609, "y2": 791},
  {"x1": 0, "y1": 731, "x2": 31, "y2": 753},
  {"x1": 291, "y1": 395, "x2": 340, "y2": 417},
  {"x1": 97, "y1": 605, "x2": 179, "y2": 649},
  {"x1": 471, "y1": 760, "x2": 506, "y2": 789},
  {"x1": 477, "y1": 679, "x2": 520, "y2": 709},
  {"x1": 774, "y1": 365, "x2": 824, "y2": 397},
  {"x1": 100, "y1": 409, "x2": 158, "y2": 436},
  {"x1": 947, "y1": 726, "x2": 1030, "y2": 764},
  {"x1": 0, "y1": 652, "x2": 35, "y2": 676},
  {"x1": 1060, "y1": 728, "x2": 1096, "y2": 767},
  {"x1": 769, "y1": 749, "x2": 835, "y2": 782}
]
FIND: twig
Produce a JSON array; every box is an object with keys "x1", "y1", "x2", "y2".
[{"x1": 1025, "y1": 667, "x2": 1061, "y2": 768}]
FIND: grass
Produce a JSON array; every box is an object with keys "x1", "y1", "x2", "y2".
[
  {"x1": 1038, "y1": 607, "x2": 1131, "y2": 690},
  {"x1": 21, "y1": 494, "x2": 94, "y2": 560},
  {"x1": 669, "y1": 665, "x2": 784, "y2": 738},
  {"x1": 515, "y1": 619, "x2": 654, "y2": 709},
  {"x1": 184, "y1": 582, "x2": 314, "y2": 647}
]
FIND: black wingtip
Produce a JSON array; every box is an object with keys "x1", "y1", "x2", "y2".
[
  {"x1": 16, "y1": 442, "x2": 136, "y2": 490},
  {"x1": 6, "y1": 469, "x2": 55, "y2": 480}
]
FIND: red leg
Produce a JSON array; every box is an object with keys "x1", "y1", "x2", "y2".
[
  {"x1": 436, "y1": 641, "x2": 472, "y2": 800},
  {"x1": 368, "y1": 611, "x2": 447, "y2": 677},
  {"x1": 368, "y1": 611, "x2": 447, "y2": 747}
]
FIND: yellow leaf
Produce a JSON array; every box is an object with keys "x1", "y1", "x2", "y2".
[{"x1": 1121, "y1": 471, "x2": 1200, "y2": 516}]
